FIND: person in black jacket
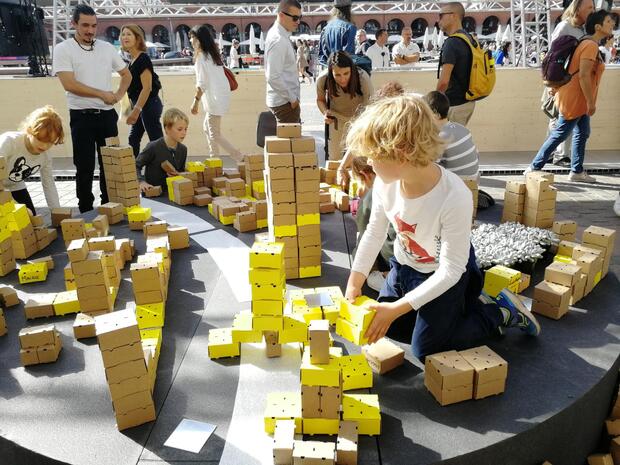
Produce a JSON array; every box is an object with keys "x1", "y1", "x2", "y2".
[
  {"x1": 121, "y1": 24, "x2": 164, "y2": 157},
  {"x1": 136, "y1": 108, "x2": 188, "y2": 192}
]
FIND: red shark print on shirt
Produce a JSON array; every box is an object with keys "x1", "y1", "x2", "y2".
[{"x1": 394, "y1": 213, "x2": 435, "y2": 264}]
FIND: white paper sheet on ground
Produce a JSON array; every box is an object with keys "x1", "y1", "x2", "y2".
[
  {"x1": 192, "y1": 229, "x2": 252, "y2": 303},
  {"x1": 141, "y1": 198, "x2": 215, "y2": 234},
  {"x1": 141, "y1": 199, "x2": 251, "y2": 302},
  {"x1": 219, "y1": 343, "x2": 302, "y2": 465},
  {"x1": 164, "y1": 418, "x2": 217, "y2": 453}
]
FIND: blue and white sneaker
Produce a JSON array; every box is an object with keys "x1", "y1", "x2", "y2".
[{"x1": 496, "y1": 289, "x2": 541, "y2": 337}]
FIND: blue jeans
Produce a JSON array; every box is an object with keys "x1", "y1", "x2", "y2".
[
  {"x1": 378, "y1": 247, "x2": 503, "y2": 361},
  {"x1": 531, "y1": 114, "x2": 590, "y2": 174},
  {"x1": 129, "y1": 96, "x2": 164, "y2": 158}
]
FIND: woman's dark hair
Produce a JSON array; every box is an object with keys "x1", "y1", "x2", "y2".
[
  {"x1": 585, "y1": 9, "x2": 610, "y2": 35},
  {"x1": 72, "y1": 3, "x2": 96, "y2": 23},
  {"x1": 189, "y1": 25, "x2": 223, "y2": 66},
  {"x1": 501, "y1": 41, "x2": 510, "y2": 55},
  {"x1": 326, "y1": 51, "x2": 363, "y2": 99}
]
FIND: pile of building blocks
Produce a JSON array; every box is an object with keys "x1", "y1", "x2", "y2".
[
  {"x1": 328, "y1": 186, "x2": 350, "y2": 213},
  {"x1": 208, "y1": 196, "x2": 268, "y2": 232},
  {"x1": 19, "y1": 323, "x2": 62, "y2": 366},
  {"x1": 244, "y1": 154, "x2": 267, "y2": 200},
  {"x1": 28, "y1": 255, "x2": 55, "y2": 270},
  {"x1": 523, "y1": 172, "x2": 557, "y2": 229},
  {"x1": 320, "y1": 160, "x2": 339, "y2": 185},
  {"x1": 533, "y1": 225, "x2": 615, "y2": 320},
  {"x1": 335, "y1": 296, "x2": 376, "y2": 346},
  {"x1": 98, "y1": 202, "x2": 125, "y2": 225},
  {"x1": 127, "y1": 206, "x2": 152, "y2": 231},
  {"x1": 552, "y1": 220, "x2": 577, "y2": 242},
  {"x1": 18, "y1": 262, "x2": 49, "y2": 284},
  {"x1": 362, "y1": 338, "x2": 405, "y2": 375},
  {"x1": 50, "y1": 207, "x2": 73, "y2": 227},
  {"x1": 101, "y1": 138, "x2": 141, "y2": 208},
  {"x1": 264, "y1": 124, "x2": 322, "y2": 279},
  {"x1": 424, "y1": 345, "x2": 508, "y2": 406},
  {"x1": 94, "y1": 309, "x2": 156, "y2": 430},
  {"x1": 1, "y1": 201, "x2": 57, "y2": 261},
  {"x1": 501, "y1": 180, "x2": 526, "y2": 224},
  {"x1": 482, "y1": 265, "x2": 528, "y2": 298},
  {"x1": 287, "y1": 285, "x2": 343, "y2": 325},
  {"x1": 193, "y1": 187, "x2": 213, "y2": 207},
  {"x1": 166, "y1": 176, "x2": 195, "y2": 206}
]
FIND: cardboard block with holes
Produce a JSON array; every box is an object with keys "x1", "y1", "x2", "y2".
[{"x1": 19, "y1": 323, "x2": 62, "y2": 366}]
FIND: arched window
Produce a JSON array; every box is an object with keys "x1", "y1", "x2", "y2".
[
  {"x1": 152, "y1": 25, "x2": 170, "y2": 46},
  {"x1": 297, "y1": 21, "x2": 311, "y2": 35},
  {"x1": 363, "y1": 19, "x2": 381, "y2": 35},
  {"x1": 245, "y1": 22, "x2": 262, "y2": 37},
  {"x1": 315, "y1": 20, "x2": 327, "y2": 33},
  {"x1": 175, "y1": 24, "x2": 190, "y2": 49},
  {"x1": 222, "y1": 23, "x2": 240, "y2": 42},
  {"x1": 411, "y1": 18, "x2": 428, "y2": 37},
  {"x1": 202, "y1": 23, "x2": 216, "y2": 39},
  {"x1": 387, "y1": 18, "x2": 404, "y2": 35},
  {"x1": 105, "y1": 26, "x2": 120, "y2": 44},
  {"x1": 463, "y1": 16, "x2": 476, "y2": 34},
  {"x1": 482, "y1": 15, "x2": 499, "y2": 35}
]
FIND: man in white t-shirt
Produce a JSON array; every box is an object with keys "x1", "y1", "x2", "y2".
[
  {"x1": 52, "y1": 4, "x2": 131, "y2": 213},
  {"x1": 392, "y1": 27, "x2": 420, "y2": 68},
  {"x1": 365, "y1": 28, "x2": 390, "y2": 69}
]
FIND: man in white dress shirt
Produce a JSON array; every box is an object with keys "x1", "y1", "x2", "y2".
[
  {"x1": 392, "y1": 27, "x2": 420, "y2": 68},
  {"x1": 264, "y1": 0, "x2": 302, "y2": 123},
  {"x1": 365, "y1": 28, "x2": 391, "y2": 69}
]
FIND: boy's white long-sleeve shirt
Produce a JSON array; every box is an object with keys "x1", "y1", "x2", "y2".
[
  {"x1": 0, "y1": 131, "x2": 60, "y2": 208},
  {"x1": 351, "y1": 166, "x2": 473, "y2": 310}
]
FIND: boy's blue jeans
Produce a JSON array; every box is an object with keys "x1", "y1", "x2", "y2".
[
  {"x1": 378, "y1": 246, "x2": 502, "y2": 361},
  {"x1": 531, "y1": 114, "x2": 590, "y2": 174}
]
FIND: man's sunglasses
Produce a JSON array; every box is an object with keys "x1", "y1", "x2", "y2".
[
  {"x1": 439, "y1": 12, "x2": 454, "y2": 19},
  {"x1": 282, "y1": 11, "x2": 302, "y2": 22}
]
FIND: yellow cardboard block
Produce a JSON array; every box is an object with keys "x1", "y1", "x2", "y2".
[
  {"x1": 208, "y1": 328, "x2": 240, "y2": 359},
  {"x1": 257, "y1": 219, "x2": 268, "y2": 229},
  {"x1": 300, "y1": 348, "x2": 341, "y2": 387},
  {"x1": 322, "y1": 305, "x2": 339, "y2": 325},
  {"x1": 53, "y1": 290, "x2": 80, "y2": 316},
  {"x1": 252, "y1": 281, "x2": 286, "y2": 301},
  {"x1": 252, "y1": 180, "x2": 265, "y2": 194},
  {"x1": 135, "y1": 302, "x2": 165, "y2": 329},
  {"x1": 342, "y1": 394, "x2": 381, "y2": 435},
  {"x1": 336, "y1": 317, "x2": 368, "y2": 346},
  {"x1": 207, "y1": 204, "x2": 214, "y2": 216},
  {"x1": 10, "y1": 204, "x2": 31, "y2": 230},
  {"x1": 339, "y1": 355, "x2": 373, "y2": 391},
  {"x1": 299, "y1": 266, "x2": 321, "y2": 278},
  {"x1": 231, "y1": 311, "x2": 263, "y2": 343},
  {"x1": 252, "y1": 299, "x2": 284, "y2": 316},
  {"x1": 252, "y1": 315, "x2": 283, "y2": 332},
  {"x1": 292, "y1": 303, "x2": 323, "y2": 324},
  {"x1": 166, "y1": 175, "x2": 186, "y2": 201},
  {"x1": 140, "y1": 328, "x2": 163, "y2": 356},
  {"x1": 297, "y1": 213, "x2": 320, "y2": 226},
  {"x1": 219, "y1": 214, "x2": 235, "y2": 225},
  {"x1": 186, "y1": 161, "x2": 205, "y2": 172},
  {"x1": 338, "y1": 298, "x2": 376, "y2": 329},
  {"x1": 279, "y1": 315, "x2": 308, "y2": 344},
  {"x1": 18, "y1": 262, "x2": 48, "y2": 284},
  {"x1": 127, "y1": 206, "x2": 152, "y2": 223},
  {"x1": 249, "y1": 267, "x2": 285, "y2": 285},
  {"x1": 249, "y1": 242, "x2": 285, "y2": 269},
  {"x1": 302, "y1": 418, "x2": 340, "y2": 435},
  {"x1": 264, "y1": 392, "x2": 302, "y2": 434},
  {"x1": 483, "y1": 265, "x2": 522, "y2": 298},
  {"x1": 204, "y1": 157, "x2": 223, "y2": 168},
  {"x1": 274, "y1": 224, "x2": 297, "y2": 237},
  {"x1": 553, "y1": 254, "x2": 573, "y2": 263}
]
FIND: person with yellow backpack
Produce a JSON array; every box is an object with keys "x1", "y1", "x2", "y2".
[{"x1": 436, "y1": 2, "x2": 495, "y2": 126}]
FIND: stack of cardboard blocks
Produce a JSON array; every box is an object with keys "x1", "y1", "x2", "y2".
[
  {"x1": 265, "y1": 124, "x2": 322, "y2": 279},
  {"x1": 523, "y1": 172, "x2": 557, "y2": 229},
  {"x1": 19, "y1": 323, "x2": 62, "y2": 366},
  {"x1": 101, "y1": 138, "x2": 141, "y2": 208},
  {"x1": 193, "y1": 186, "x2": 213, "y2": 207},
  {"x1": 7, "y1": 203, "x2": 56, "y2": 259},
  {"x1": 320, "y1": 160, "x2": 339, "y2": 185},
  {"x1": 201, "y1": 158, "x2": 224, "y2": 188},
  {"x1": 482, "y1": 265, "x2": 528, "y2": 298},
  {"x1": 552, "y1": 220, "x2": 577, "y2": 242},
  {"x1": 95, "y1": 309, "x2": 156, "y2": 430},
  {"x1": 166, "y1": 176, "x2": 194, "y2": 206},
  {"x1": 425, "y1": 346, "x2": 508, "y2": 406},
  {"x1": 50, "y1": 207, "x2": 73, "y2": 227},
  {"x1": 501, "y1": 180, "x2": 526, "y2": 223},
  {"x1": 0, "y1": 187, "x2": 16, "y2": 276},
  {"x1": 581, "y1": 225, "x2": 615, "y2": 279},
  {"x1": 18, "y1": 262, "x2": 48, "y2": 284},
  {"x1": 329, "y1": 186, "x2": 350, "y2": 213},
  {"x1": 245, "y1": 154, "x2": 266, "y2": 200},
  {"x1": 225, "y1": 177, "x2": 246, "y2": 198},
  {"x1": 335, "y1": 296, "x2": 376, "y2": 346},
  {"x1": 319, "y1": 183, "x2": 336, "y2": 214},
  {"x1": 98, "y1": 202, "x2": 125, "y2": 225},
  {"x1": 127, "y1": 206, "x2": 152, "y2": 231}
]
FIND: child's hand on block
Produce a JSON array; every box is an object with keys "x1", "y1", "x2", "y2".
[
  {"x1": 364, "y1": 300, "x2": 410, "y2": 345},
  {"x1": 139, "y1": 181, "x2": 154, "y2": 193},
  {"x1": 161, "y1": 160, "x2": 178, "y2": 176}
]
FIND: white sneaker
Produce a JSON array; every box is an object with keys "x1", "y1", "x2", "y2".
[
  {"x1": 523, "y1": 166, "x2": 541, "y2": 176},
  {"x1": 568, "y1": 171, "x2": 596, "y2": 183},
  {"x1": 366, "y1": 271, "x2": 386, "y2": 292},
  {"x1": 614, "y1": 193, "x2": 620, "y2": 217}
]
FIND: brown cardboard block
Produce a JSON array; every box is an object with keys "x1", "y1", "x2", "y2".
[
  {"x1": 293, "y1": 152, "x2": 318, "y2": 168},
  {"x1": 92, "y1": 214, "x2": 110, "y2": 236},
  {"x1": 18, "y1": 324, "x2": 56, "y2": 349},
  {"x1": 336, "y1": 421, "x2": 358, "y2": 465},
  {"x1": 144, "y1": 185, "x2": 162, "y2": 198},
  {"x1": 27, "y1": 255, "x2": 55, "y2": 270},
  {"x1": 74, "y1": 270, "x2": 111, "y2": 289},
  {"x1": 271, "y1": 202, "x2": 297, "y2": 216},
  {"x1": 301, "y1": 385, "x2": 321, "y2": 417},
  {"x1": 552, "y1": 220, "x2": 577, "y2": 235},
  {"x1": 276, "y1": 123, "x2": 302, "y2": 138},
  {"x1": 263, "y1": 330, "x2": 282, "y2": 358},
  {"x1": 71, "y1": 251, "x2": 104, "y2": 276},
  {"x1": 115, "y1": 402, "x2": 156, "y2": 431},
  {"x1": 101, "y1": 341, "x2": 145, "y2": 369},
  {"x1": 298, "y1": 224, "x2": 320, "y2": 238},
  {"x1": 105, "y1": 358, "x2": 148, "y2": 384},
  {"x1": 134, "y1": 289, "x2": 165, "y2": 306},
  {"x1": 67, "y1": 238, "x2": 89, "y2": 262},
  {"x1": 37, "y1": 334, "x2": 62, "y2": 363},
  {"x1": 273, "y1": 420, "x2": 296, "y2": 465},
  {"x1": 606, "y1": 419, "x2": 620, "y2": 437},
  {"x1": 20, "y1": 348, "x2": 39, "y2": 366},
  {"x1": 142, "y1": 221, "x2": 168, "y2": 238},
  {"x1": 320, "y1": 386, "x2": 341, "y2": 419},
  {"x1": 583, "y1": 225, "x2": 616, "y2": 248},
  {"x1": 265, "y1": 136, "x2": 292, "y2": 153},
  {"x1": 299, "y1": 245, "x2": 321, "y2": 259},
  {"x1": 503, "y1": 191, "x2": 525, "y2": 209},
  {"x1": 73, "y1": 313, "x2": 96, "y2": 339},
  {"x1": 265, "y1": 152, "x2": 294, "y2": 169},
  {"x1": 525, "y1": 171, "x2": 554, "y2": 191},
  {"x1": 424, "y1": 350, "x2": 474, "y2": 405},
  {"x1": 167, "y1": 226, "x2": 190, "y2": 250},
  {"x1": 297, "y1": 202, "x2": 320, "y2": 215},
  {"x1": 569, "y1": 272, "x2": 587, "y2": 305},
  {"x1": 424, "y1": 373, "x2": 473, "y2": 406},
  {"x1": 109, "y1": 374, "x2": 151, "y2": 400},
  {"x1": 296, "y1": 166, "x2": 320, "y2": 182},
  {"x1": 291, "y1": 137, "x2": 315, "y2": 153},
  {"x1": 292, "y1": 440, "x2": 335, "y2": 464},
  {"x1": 112, "y1": 389, "x2": 154, "y2": 415},
  {"x1": 30, "y1": 215, "x2": 44, "y2": 227},
  {"x1": 533, "y1": 281, "x2": 571, "y2": 309},
  {"x1": 270, "y1": 178, "x2": 295, "y2": 193},
  {"x1": 88, "y1": 236, "x2": 116, "y2": 252},
  {"x1": 544, "y1": 262, "x2": 581, "y2": 287},
  {"x1": 320, "y1": 203, "x2": 336, "y2": 214},
  {"x1": 587, "y1": 454, "x2": 613, "y2": 465},
  {"x1": 24, "y1": 295, "x2": 56, "y2": 319},
  {"x1": 531, "y1": 299, "x2": 568, "y2": 320},
  {"x1": 193, "y1": 193, "x2": 212, "y2": 206},
  {"x1": 95, "y1": 309, "x2": 141, "y2": 351},
  {"x1": 309, "y1": 320, "x2": 330, "y2": 364},
  {"x1": 0, "y1": 286, "x2": 19, "y2": 307},
  {"x1": 362, "y1": 338, "x2": 405, "y2": 375},
  {"x1": 505, "y1": 180, "x2": 526, "y2": 194},
  {"x1": 194, "y1": 186, "x2": 212, "y2": 196},
  {"x1": 51, "y1": 208, "x2": 73, "y2": 227},
  {"x1": 267, "y1": 166, "x2": 294, "y2": 181},
  {"x1": 558, "y1": 240, "x2": 580, "y2": 257},
  {"x1": 524, "y1": 197, "x2": 555, "y2": 211}
]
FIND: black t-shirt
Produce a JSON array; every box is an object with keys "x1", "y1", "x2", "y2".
[
  {"x1": 439, "y1": 30, "x2": 473, "y2": 106},
  {"x1": 128, "y1": 52, "x2": 161, "y2": 102}
]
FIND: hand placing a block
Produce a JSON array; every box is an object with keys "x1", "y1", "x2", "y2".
[{"x1": 363, "y1": 299, "x2": 411, "y2": 345}]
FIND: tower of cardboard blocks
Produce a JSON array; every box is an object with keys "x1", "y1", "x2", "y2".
[
  {"x1": 264, "y1": 123, "x2": 321, "y2": 280},
  {"x1": 101, "y1": 138, "x2": 141, "y2": 208},
  {"x1": 502, "y1": 173, "x2": 557, "y2": 228},
  {"x1": 19, "y1": 323, "x2": 63, "y2": 366}
]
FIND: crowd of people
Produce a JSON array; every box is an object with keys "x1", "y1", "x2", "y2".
[{"x1": 0, "y1": 0, "x2": 618, "y2": 363}]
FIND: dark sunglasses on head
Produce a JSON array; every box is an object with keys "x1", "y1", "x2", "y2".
[
  {"x1": 439, "y1": 12, "x2": 454, "y2": 19},
  {"x1": 282, "y1": 11, "x2": 302, "y2": 22}
]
